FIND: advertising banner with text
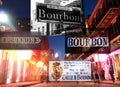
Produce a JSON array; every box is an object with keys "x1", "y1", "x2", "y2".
[{"x1": 49, "y1": 61, "x2": 91, "y2": 81}]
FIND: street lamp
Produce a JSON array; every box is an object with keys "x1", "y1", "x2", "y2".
[{"x1": 55, "y1": 52, "x2": 59, "y2": 58}]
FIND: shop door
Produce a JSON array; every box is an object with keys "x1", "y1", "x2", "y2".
[{"x1": 115, "y1": 54, "x2": 120, "y2": 80}]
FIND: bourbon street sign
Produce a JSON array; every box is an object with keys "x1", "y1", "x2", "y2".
[{"x1": 36, "y1": 3, "x2": 83, "y2": 24}]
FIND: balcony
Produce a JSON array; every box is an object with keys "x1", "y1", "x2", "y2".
[
  {"x1": 96, "y1": 8, "x2": 120, "y2": 28},
  {"x1": 90, "y1": 8, "x2": 120, "y2": 37},
  {"x1": 89, "y1": 0, "x2": 120, "y2": 37}
]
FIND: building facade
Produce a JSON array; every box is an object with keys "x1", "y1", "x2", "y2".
[
  {"x1": 86, "y1": 0, "x2": 120, "y2": 80},
  {"x1": 16, "y1": 18, "x2": 30, "y2": 31}
]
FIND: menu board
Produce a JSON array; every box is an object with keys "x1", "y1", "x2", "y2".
[{"x1": 49, "y1": 61, "x2": 91, "y2": 81}]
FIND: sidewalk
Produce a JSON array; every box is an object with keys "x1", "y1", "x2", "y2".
[
  {"x1": 0, "y1": 81, "x2": 41, "y2": 87},
  {"x1": 101, "y1": 80, "x2": 120, "y2": 85}
]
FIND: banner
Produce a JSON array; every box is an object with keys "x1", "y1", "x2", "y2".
[{"x1": 49, "y1": 61, "x2": 91, "y2": 81}]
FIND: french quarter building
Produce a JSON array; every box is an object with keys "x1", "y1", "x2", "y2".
[
  {"x1": 0, "y1": 21, "x2": 51, "y2": 84},
  {"x1": 16, "y1": 18, "x2": 30, "y2": 31},
  {"x1": 0, "y1": 35, "x2": 51, "y2": 84},
  {"x1": 82, "y1": 0, "x2": 120, "y2": 80}
]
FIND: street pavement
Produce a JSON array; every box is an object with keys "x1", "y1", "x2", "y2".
[
  {"x1": 0, "y1": 80, "x2": 120, "y2": 87},
  {"x1": 27, "y1": 82, "x2": 120, "y2": 87},
  {"x1": 0, "y1": 81, "x2": 40, "y2": 87}
]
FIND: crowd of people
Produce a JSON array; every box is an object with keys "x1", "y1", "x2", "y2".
[{"x1": 93, "y1": 65, "x2": 115, "y2": 83}]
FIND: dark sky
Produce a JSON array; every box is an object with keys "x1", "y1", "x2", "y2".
[
  {"x1": 0, "y1": 0, "x2": 98, "y2": 59},
  {"x1": 83, "y1": 0, "x2": 98, "y2": 17},
  {"x1": 0, "y1": 0, "x2": 97, "y2": 18},
  {"x1": 0, "y1": 0, "x2": 30, "y2": 18},
  {"x1": 48, "y1": 35, "x2": 65, "y2": 59}
]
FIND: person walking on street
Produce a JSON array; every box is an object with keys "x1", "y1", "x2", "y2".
[
  {"x1": 100, "y1": 68, "x2": 105, "y2": 81},
  {"x1": 109, "y1": 66, "x2": 115, "y2": 83},
  {"x1": 93, "y1": 69, "x2": 100, "y2": 83}
]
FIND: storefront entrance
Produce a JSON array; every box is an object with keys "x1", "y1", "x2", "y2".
[{"x1": 115, "y1": 54, "x2": 120, "y2": 80}]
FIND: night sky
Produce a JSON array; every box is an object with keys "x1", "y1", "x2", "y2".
[
  {"x1": 0, "y1": 0, "x2": 98, "y2": 59},
  {"x1": 0, "y1": 0, "x2": 30, "y2": 18},
  {"x1": 0, "y1": 0, "x2": 97, "y2": 18}
]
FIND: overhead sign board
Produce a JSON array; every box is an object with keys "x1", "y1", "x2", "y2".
[
  {"x1": 36, "y1": 3, "x2": 83, "y2": 24},
  {"x1": 0, "y1": 32, "x2": 41, "y2": 49}
]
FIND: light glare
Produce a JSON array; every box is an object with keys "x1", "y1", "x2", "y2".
[
  {"x1": 17, "y1": 50, "x2": 32, "y2": 60},
  {"x1": 44, "y1": 65, "x2": 47, "y2": 71},
  {"x1": 0, "y1": 13, "x2": 8, "y2": 23},
  {"x1": 94, "y1": 54, "x2": 107, "y2": 62},
  {"x1": 55, "y1": 53, "x2": 59, "y2": 58},
  {"x1": 37, "y1": 61, "x2": 44, "y2": 67}
]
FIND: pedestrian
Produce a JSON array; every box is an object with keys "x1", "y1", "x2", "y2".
[
  {"x1": 93, "y1": 70, "x2": 100, "y2": 83},
  {"x1": 109, "y1": 66, "x2": 115, "y2": 83},
  {"x1": 100, "y1": 68, "x2": 105, "y2": 81}
]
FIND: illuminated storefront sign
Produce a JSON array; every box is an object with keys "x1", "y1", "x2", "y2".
[
  {"x1": 36, "y1": 4, "x2": 83, "y2": 24},
  {"x1": 65, "y1": 36, "x2": 110, "y2": 53},
  {"x1": 0, "y1": 32, "x2": 41, "y2": 49},
  {"x1": 49, "y1": 61, "x2": 91, "y2": 81},
  {"x1": 67, "y1": 37, "x2": 109, "y2": 47}
]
